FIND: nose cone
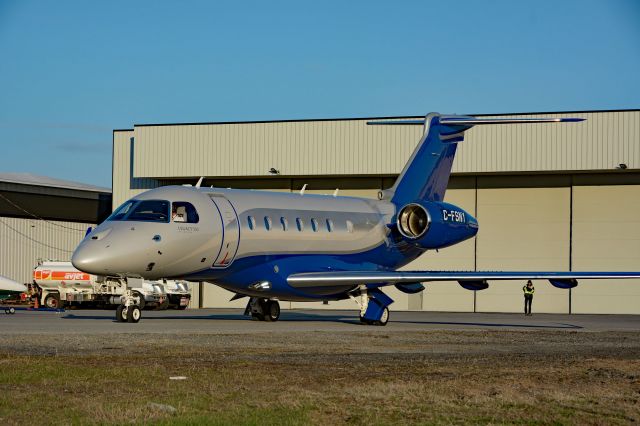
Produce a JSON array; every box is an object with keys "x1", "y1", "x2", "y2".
[
  {"x1": 71, "y1": 243, "x2": 108, "y2": 275},
  {"x1": 72, "y1": 223, "x2": 164, "y2": 278},
  {"x1": 72, "y1": 225, "x2": 127, "y2": 275}
]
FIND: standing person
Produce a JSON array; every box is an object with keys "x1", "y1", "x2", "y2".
[{"x1": 523, "y1": 280, "x2": 535, "y2": 315}]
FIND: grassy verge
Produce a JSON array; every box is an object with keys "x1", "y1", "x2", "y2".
[{"x1": 1, "y1": 331, "x2": 639, "y2": 425}]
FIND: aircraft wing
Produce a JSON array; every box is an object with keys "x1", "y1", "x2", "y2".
[{"x1": 287, "y1": 271, "x2": 640, "y2": 290}]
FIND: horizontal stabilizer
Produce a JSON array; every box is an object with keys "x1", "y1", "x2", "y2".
[
  {"x1": 367, "y1": 116, "x2": 585, "y2": 126},
  {"x1": 440, "y1": 116, "x2": 585, "y2": 125},
  {"x1": 367, "y1": 120, "x2": 424, "y2": 125}
]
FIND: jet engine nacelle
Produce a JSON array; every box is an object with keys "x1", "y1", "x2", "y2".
[{"x1": 396, "y1": 201, "x2": 478, "y2": 250}]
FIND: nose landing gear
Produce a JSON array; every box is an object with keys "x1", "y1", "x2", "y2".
[
  {"x1": 245, "y1": 298, "x2": 280, "y2": 322},
  {"x1": 116, "y1": 289, "x2": 142, "y2": 323}
]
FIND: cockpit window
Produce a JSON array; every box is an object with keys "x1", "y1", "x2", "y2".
[
  {"x1": 107, "y1": 201, "x2": 136, "y2": 221},
  {"x1": 128, "y1": 200, "x2": 170, "y2": 222},
  {"x1": 106, "y1": 200, "x2": 170, "y2": 222},
  {"x1": 171, "y1": 202, "x2": 199, "y2": 223}
]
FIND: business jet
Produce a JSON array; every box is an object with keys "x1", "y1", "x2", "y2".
[
  {"x1": 1, "y1": 275, "x2": 27, "y2": 314},
  {"x1": 71, "y1": 113, "x2": 640, "y2": 324}
]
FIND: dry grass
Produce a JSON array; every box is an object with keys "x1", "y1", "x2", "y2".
[{"x1": 0, "y1": 331, "x2": 639, "y2": 425}]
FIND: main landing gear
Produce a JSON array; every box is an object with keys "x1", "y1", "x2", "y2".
[
  {"x1": 116, "y1": 289, "x2": 142, "y2": 323},
  {"x1": 245, "y1": 297, "x2": 280, "y2": 322},
  {"x1": 351, "y1": 287, "x2": 393, "y2": 326}
]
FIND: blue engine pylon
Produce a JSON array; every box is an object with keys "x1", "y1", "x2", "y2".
[{"x1": 362, "y1": 288, "x2": 393, "y2": 322}]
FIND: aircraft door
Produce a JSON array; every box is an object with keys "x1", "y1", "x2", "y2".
[{"x1": 210, "y1": 195, "x2": 240, "y2": 267}]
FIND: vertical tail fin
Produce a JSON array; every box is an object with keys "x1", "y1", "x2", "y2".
[{"x1": 367, "y1": 113, "x2": 584, "y2": 206}]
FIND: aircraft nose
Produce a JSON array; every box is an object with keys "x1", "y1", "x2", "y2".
[{"x1": 71, "y1": 243, "x2": 109, "y2": 275}]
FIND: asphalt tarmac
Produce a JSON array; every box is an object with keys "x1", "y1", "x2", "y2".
[{"x1": 2, "y1": 307, "x2": 639, "y2": 334}]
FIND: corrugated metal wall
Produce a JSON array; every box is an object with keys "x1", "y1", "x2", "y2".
[
  {"x1": 0, "y1": 216, "x2": 91, "y2": 283},
  {"x1": 455, "y1": 111, "x2": 639, "y2": 173},
  {"x1": 130, "y1": 111, "x2": 639, "y2": 179},
  {"x1": 113, "y1": 130, "x2": 160, "y2": 208}
]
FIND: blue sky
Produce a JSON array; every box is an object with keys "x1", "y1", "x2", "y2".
[{"x1": 0, "y1": 0, "x2": 638, "y2": 188}]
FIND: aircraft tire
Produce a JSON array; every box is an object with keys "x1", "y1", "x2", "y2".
[
  {"x1": 127, "y1": 305, "x2": 141, "y2": 323},
  {"x1": 374, "y1": 308, "x2": 390, "y2": 326},
  {"x1": 44, "y1": 293, "x2": 60, "y2": 309},
  {"x1": 116, "y1": 304, "x2": 127, "y2": 322},
  {"x1": 265, "y1": 301, "x2": 280, "y2": 322}
]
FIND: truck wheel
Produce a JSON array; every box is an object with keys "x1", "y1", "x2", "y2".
[
  {"x1": 44, "y1": 293, "x2": 61, "y2": 309},
  {"x1": 8, "y1": 307, "x2": 15, "y2": 314},
  {"x1": 116, "y1": 304, "x2": 127, "y2": 322},
  {"x1": 127, "y1": 305, "x2": 141, "y2": 323},
  {"x1": 133, "y1": 291, "x2": 145, "y2": 310}
]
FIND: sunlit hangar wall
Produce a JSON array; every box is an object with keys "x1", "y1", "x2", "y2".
[
  {"x1": 0, "y1": 174, "x2": 112, "y2": 284},
  {"x1": 112, "y1": 109, "x2": 640, "y2": 314}
]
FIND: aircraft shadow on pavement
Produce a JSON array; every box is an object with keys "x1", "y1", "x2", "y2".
[
  {"x1": 61, "y1": 311, "x2": 583, "y2": 328},
  {"x1": 62, "y1": 312, "x2": 357, "y2": 325}
]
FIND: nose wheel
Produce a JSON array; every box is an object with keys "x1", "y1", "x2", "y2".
[{"x1": 116, "y1": 289, "x2": 142, "y2": 323}]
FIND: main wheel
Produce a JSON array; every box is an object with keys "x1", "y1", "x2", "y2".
[
  {"x1": 127, "y1": 305, "x2": 142, "y2": 323},
  {"x1": 44, "y1": 293, "x2": 61, "y2": 309},
  {"x1": 374, "y1": 307, "x2": 390, "y2": 326},
  {"x1": 264, "y1": 301, "x2": 280, "y2": 322},
  {"x1": 116, "y1": 304, "x2": 127, "y2": 322}
]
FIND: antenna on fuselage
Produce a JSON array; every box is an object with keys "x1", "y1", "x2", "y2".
[
  {"x1": 299, "y1": 184, "x2": 307, "y2": 195},
  {"x1": 195, "y1": 177, "x2": 204, "y2": 188},
  {"x1": 333, "y1": 189, "x2": 339, "y2": 197}
]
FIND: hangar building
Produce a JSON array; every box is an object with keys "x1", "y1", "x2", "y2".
[
  {"x1": 112, "y1": 109, "x2": 640, "y2": 314},
  {"x1": 0, "y1": 173, "x2": 111, "y2": 284}
]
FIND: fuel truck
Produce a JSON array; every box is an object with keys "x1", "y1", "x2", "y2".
[{"x1": 33, "y1": 261, "x2": 191, "y2": 310}]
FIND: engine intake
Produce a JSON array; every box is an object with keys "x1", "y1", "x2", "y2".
[
  {"x1": 397, "y1": 203, "x2": 430, "y2": 239},
  {"x1": 395, "y1": 200, "x2": 478, "y2": 250}
]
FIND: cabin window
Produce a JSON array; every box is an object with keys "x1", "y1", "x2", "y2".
[
  {"x1": 326, "y1": 219, "x2": 333, "y2": 232},
  {"x1": 280, "y1": 217, "x2": 288, "y2": 231},
  {"x1": 346, "y1": 220, "x2": 354, "y2": 233},
  {"x1": 247, "y1": 216, "x2": 255, "y2": 230},
  {"x1": 296, "y1": 218, "x2": 304, "y2": 232},
  {"x1": 264, "y1": 216, "x2": 272, "y2": 231},
  {"x1": 171, "y1": 202, "x2": 199, "y2": 223},
  {"x1": 311, "y1": 218, "x2": 318, "y2": 232}
]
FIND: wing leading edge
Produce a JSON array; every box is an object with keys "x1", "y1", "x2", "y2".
[{"x1": 287, "y1": 271, "x2": 640, "y2": 289}]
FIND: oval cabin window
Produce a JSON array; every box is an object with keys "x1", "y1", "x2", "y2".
[
  {"x1": 326, "y1": 219, "x2": 333, "y2": 232},
  {"x1": 346, "y1": 220, "x2": 354, "y2": 233}
]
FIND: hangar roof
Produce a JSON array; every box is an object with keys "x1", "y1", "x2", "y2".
[
  {"x1": 0, "y1": 173, "x2": 112, "y2": 223},
  {"x1": 0, "y1": 173, "x2": 110, "y2": 193}
]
